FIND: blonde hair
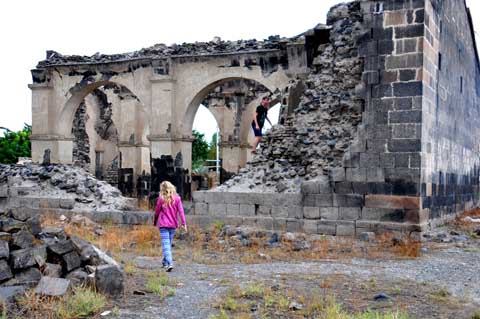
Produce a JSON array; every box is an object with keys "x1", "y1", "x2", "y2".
[{"x1": 160, "y1": 181, "x2": 177, "y2": 207}]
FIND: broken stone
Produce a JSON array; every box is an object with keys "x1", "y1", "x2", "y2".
[
  {"x1": 66, "y1": 269, "x2": 88, "y2": 286},
  {"x1": 12, "y1": 230, "x2": 36, "y2": 249},
  {"x1": 35, "y1": 276, "x2": 70, "y2": 296},
  {"x1": 62, "y1": 251, "x2": 81, "y2": 272},
  {"x1": 40, "y1": 226, "x2": 67, "y2": 240},
  {"x1": 0, "y1": 240, "x2": 9, "y2": 258},
  {"x1": 10, "y1": 245, "x2": 47, "y2": 269},
  {"x1": 1, "y1": 218, "x2": 25, "y2": 232},
  {"x1": 26, "y1": 216, "x2": 42, "y2": 235},
  {"x1": 2, "y1": 267, "x2": 42, "y2": 287},
  {"x1": 43, "y1": 263, "x2": 63, "y2": 278},
  {"x1": 0, "y1": 260, "x2": 13, "y2": 281},
  {"x1": 9, "y1": 208, "x2": 30, "y2": 222},
  {"x1": 358, "y1": 232, "x2": 375, "y2": 242},
  {"x1": 0, "y1": 286, "x2": 26, "y2": 303},
  {"x1": 95, "y1": 265, "x2": 124, "y2": 296},
  {"x1": 48, "y1": 239, "x2": 74, "y2": 255}
]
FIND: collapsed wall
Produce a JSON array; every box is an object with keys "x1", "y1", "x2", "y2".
[
  {"x1": 221, "y1": 2, "x2": 365, "y2": 193},
  {"x1": 0, "y1": 163, "x2": 150, "y2": 225}
]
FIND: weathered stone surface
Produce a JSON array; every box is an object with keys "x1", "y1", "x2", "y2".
[
  {"x1": 43, "y1": 263, "x2": 63, "y2": 278},
  {"x1": 95, "y1": 265, "x2": 124, "y2": 296},
  {"x1": 66, "y1": 269, "x2": 88, "y2": 286},
  {"x1": 0, "y1": 260, "x2": 13, "y2": 281},
  {"x1": 10, "y1": 245, "x2": 47, "y2": 270},
  {"x1": 35, "y1": 276, "x2": 71, "y2": 296},
  {"x1": 365, "y1": 195, "x2": 420, "y2": 210},
  {"x1": 1, "y1": 218, "x2": 25, "y2": 232},
  {"x1": 26, "y1": 216, "x2": 42, "y2": 235},
  {"x1": 62, "y1": 251, "x2": 81, "y2": 272},
  {"x1": 2, "y1": 267, "x2": 42, "y2": 287},
  {"x1": 0, "y1": 240, "x2": 9, "y2": 259},
  {"x1": 12, "y1": 230, "x2": 36, "y2": 249},
  {"x1": 9, "y1": 208, "x2": 30, "y2": 221},
  {"x1": 0, "y1": 286, "x2": 26, "y2": 303},
  {"x1": 48, "y1": 240, "x2": 74, "y2": 255}
]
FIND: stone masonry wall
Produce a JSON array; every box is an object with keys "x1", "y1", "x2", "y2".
[{"x1": 420, "y1": 0, "x2": 480, "y2": 220}]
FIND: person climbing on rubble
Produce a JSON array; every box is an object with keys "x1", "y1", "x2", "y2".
[
  {"x1": 153, "y1": 181, "x2": 187, "y2": 272},
  {"x1": 251, "y1": 96, "x2": 273, "y2": 154}
]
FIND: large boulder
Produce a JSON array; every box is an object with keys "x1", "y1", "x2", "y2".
[{"x1": 95, "y1": 265, "x2": 124, "y2": 297}]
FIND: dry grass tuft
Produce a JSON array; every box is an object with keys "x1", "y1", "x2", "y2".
[
  {"x1": 451, "y1": 208, "x2": 480, "y2": 238},
  {"x1": 376, "y1": 233, "x2": 421, "y2": 258}
]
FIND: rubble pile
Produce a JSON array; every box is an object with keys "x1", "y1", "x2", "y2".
[
  {"x1": 222, "y1": 2, "x2": 365, "y2": 193},
  {"x1": 0, "y1": 163, "x2": 136, "y2": 212},
  {"x1": 0, "y1": 208, "x2": 123, "y2": 301},
  {"x1": 38, "y1": 35, "x2": 291, "y2": 67}
]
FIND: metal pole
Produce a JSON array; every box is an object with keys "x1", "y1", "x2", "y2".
[{"x1": 216, "y1": 126, "x2": 220, "y2": 175}]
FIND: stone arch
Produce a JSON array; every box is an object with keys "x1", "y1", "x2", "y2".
[
  {"x1": 57, "y1": 80, "x2": 148, "y2": 141},
  {"x1": 182, "y1": 77, "x2": 275, "y2": 139}
]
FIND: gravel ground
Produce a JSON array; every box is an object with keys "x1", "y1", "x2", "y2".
[{"x1": 114, "y1": 244, "x2": 480, "y2": 319}]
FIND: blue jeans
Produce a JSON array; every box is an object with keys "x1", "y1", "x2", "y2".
[{"x1": 159, "y1": 227, "x2": 176, "y2": 266}]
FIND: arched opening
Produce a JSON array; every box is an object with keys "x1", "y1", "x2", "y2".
[
  {"x1": 185, "y1": 77, "x2": 276, "y2": 186},
  {"x1": 60, "y1": 80, "x2": 149, "y2": 195}
]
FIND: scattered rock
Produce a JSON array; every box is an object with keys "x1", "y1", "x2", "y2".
[
  {"x1": 35, "y1": 276, "x2": 70, "y2": 296},
  {"x1": 0, "y1": 286, "x2": 26, "y2": 303},
  {"x1": 289, "y1": 301, "x2": 304, "y2": 311},
  {"x1": 95, "y1": 265, "x2": 124, "y2": 297},
  {"x1": 359, "y1": 232, "x2": 375, "y2": 242},
  {"x1": 374, "y1": 293, "x2": 391, "y2": 301}
]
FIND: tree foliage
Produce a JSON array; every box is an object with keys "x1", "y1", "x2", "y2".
[
  {"x1": 0, "y1": 124, "x2": 32, "y2": 164},
  {"x1": 192, "y1": 129, "x2": 209, "y2": 170}
]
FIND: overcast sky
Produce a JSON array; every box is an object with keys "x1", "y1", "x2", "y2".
[{"x1": 0, "y1": 0, "x2": 478, "y2": 141}]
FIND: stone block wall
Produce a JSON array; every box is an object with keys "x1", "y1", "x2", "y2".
[{"x1": 420, "y1": 0, "x2": 480, "y2": 221}]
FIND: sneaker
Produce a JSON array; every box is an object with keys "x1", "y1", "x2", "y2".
[{"x1": 166, "y1": 265, "x2": 174, "y2": 272}]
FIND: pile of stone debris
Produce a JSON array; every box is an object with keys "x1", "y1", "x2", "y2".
[
  {"x1": 38, "y1": 35, "x2": 291, "y2": 66},
  {"x1": 0, "y1": 163, "x2": 136, "y2": 212},
  {"x1": 0, "y1": 208, "x2": 124, "y2": 304},
  {"x1": 221, "y1": 2, "x2": 365, "y2": 193}
]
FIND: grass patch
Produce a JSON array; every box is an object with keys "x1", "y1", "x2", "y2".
[
  {"x1": 124, "y1": 260, "x2": 137, "y2": 275},
  {"x1": 16, "y1": 286, "x2": 107, "y2": 319},
  {"x1": 145, "y1": 270, "x2": 176, "y2": 300},
  {"x1": 213, "y1": 284, "x2": 410, "y2": 319},
  {"x1": 56, "y1": 287, "x2": 107, "y2": 318}
]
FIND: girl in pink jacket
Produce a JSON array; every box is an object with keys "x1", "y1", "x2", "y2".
[{"x1": 154, "y1": 181, "x2": 187, "y2": 272}]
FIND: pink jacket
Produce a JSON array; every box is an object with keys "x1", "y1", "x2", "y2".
[{"x1": 154, "y1": 195, "x2": 186, "y2": 229}]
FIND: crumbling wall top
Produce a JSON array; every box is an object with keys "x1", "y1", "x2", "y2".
[{"x1": 37, "y1": 35, "x2": 304, "y2": 68}]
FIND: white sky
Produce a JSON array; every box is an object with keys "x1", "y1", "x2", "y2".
[{"x1": 0, "y1": 0, "x2": 478, "y2": 139}]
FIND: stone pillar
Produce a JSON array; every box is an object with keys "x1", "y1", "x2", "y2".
[
  {"x1": 30, "y1": 82, "x2": 74, "y2": 164},
  {"x1": 30, "y1": 136, "x2": 73, "y2": 164},
  {"x1": 220, "y1": 142, "x2": 242, "y2": 174},
  {"x1": 175, "y1": 137, "x2": 194, "y2": 173},
  {"x1": 149, "y1": 76, "x2": 176, "y2": 159}
]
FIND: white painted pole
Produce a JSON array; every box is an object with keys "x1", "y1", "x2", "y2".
[{"x1": 216, "y1": 126, "x2": 220, "y2": 175}]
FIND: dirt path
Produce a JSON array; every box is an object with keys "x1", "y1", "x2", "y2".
[{"x1": 114, "y1": 246, "x2": 480, "y2": 319}]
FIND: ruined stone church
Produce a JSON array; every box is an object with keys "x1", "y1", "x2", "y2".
[{"x1": 30, "y1": 0, "x2": 480, "y2": 236}]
